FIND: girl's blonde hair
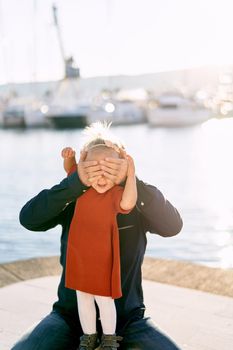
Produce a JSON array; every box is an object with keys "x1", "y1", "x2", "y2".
[{"x1": 81, "y1": 121, "x2": 125, "y2": 154}]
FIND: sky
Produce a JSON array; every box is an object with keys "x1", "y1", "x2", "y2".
[{"x1": 0, "y1": 0, "x2": 233, "y2": 84}]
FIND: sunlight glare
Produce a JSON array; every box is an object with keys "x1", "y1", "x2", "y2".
[{"x1": 218, "y1": 246, "x2": 233, "y2": 268}]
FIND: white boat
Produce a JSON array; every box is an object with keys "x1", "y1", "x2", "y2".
[
  {"x1": 1, "y1": 97, "x2": 48, "y2": 128},
  {"x1": 0, "y1": 112, "x2": 3, "y2": 127},
  {"x1": 147, "y1": 92, "x2": 211, "y2": 127},
  {"x1": 45, "y1": 103, "x2": 91, "y2": 128},
  {"x1": 24, "y1": 102, "x2": 50, "y2": 127},
  {"x1": 2, "y1": 102, "x2": 26, "y2": 128},
  {"x1": 0, "y1": 101, "x2": 5, "y2": 127},
  {"x1": 212, "y1": 68, "x2": 233, "y2": 118},
  {"x1": 44, "y1": 79, "x2": 92, "y2": 128},
  {"x1": 43, "y1": 6, "x2": 91, "y2": 128},
  {"x1": 88, "y1": 95, "x2": 146, "y2": 125}
]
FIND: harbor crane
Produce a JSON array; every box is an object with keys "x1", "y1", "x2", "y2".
[{"x1": 52, "y1": 4, "x2": 80, "y2": 79}]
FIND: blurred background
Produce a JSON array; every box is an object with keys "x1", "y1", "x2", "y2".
[{"x1": 0, "y1": 0, "x2": 233, "y2": 269}]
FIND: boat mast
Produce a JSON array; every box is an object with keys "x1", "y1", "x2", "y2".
[
  {"x1": 106, "y1": 0, "x2": 113, "y2": 95},
  {"x1": 0, "y1": 0, "x2": 8, "y2": 85},
  {"x1": 32, "y1": 0, "x2": 37, "y2": 82}
]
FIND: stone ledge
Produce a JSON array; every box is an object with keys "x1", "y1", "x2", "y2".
[
  {"x1": 0, "y1": 256, "x2": 61, "y2": 288},
  {"x1": 142, "y1": 257, "x2": 233, "y2": 298},
  {"x1": 0, "y1": 256, "x2": 232, "y2": 297}
]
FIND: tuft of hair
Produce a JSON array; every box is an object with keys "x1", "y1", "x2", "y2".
[{"x1": 81, "y1": 121, "x2": 125, "y2": 151}]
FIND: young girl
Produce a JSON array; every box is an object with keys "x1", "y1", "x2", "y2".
[{"x1": 61, "y1": 122, "x2": 137, "y2": 350}]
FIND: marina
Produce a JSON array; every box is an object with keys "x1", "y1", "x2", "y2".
[
  {"x1": 0, "y1": 81, "x2": 216, "y2": 129},
  {"x1": 0, "y1": 3, "x2": 227, "y2": 130}
]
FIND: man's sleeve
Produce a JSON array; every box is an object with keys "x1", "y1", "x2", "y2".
[
  {"x1": 19, "y1": 171, "x2": 88, "y2": 232},
  {"x1": 136, "y1": 178, "x2": 183, "y2": 237}
]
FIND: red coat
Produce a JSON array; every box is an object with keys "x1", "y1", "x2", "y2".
[{"x1": 65, "y1": 185, "x2": 130, "y2": 299}]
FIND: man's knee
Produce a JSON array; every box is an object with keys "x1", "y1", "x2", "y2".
[
  {"x1": 121, "y1": 317, "x2": 181, "y2": 350},
  {"x1": 11, "y1": 312, "x2": 78, "y2": 350}
]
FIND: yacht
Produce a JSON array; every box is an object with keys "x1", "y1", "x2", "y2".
[
  {"x1": 44, "y1": 79, "x2": 91, "y2": 128},
  {"x1": 147, "y1": 92, "x2": 211, "y2": 127},
  {"x1": 88, "y1": 93, "x2": 146, "y2": 125},
  {"x1": 2, "y1": 101, "x2": 26, "y2": 128},
  {"x1": 1, "y1": 97, "x2": 48, "y2": 128}
]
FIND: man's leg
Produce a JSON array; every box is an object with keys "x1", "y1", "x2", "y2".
[
  {"x1": 11, "y1": 311, "x2": 81, "y2": 350},
  {"x1": 121, "y1": 317, "x2": 182, "y2": 350}
]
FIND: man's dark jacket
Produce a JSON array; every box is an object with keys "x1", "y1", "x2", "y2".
[{"x1": 19, "y1": 172, "x2": 183, "y2": 334}]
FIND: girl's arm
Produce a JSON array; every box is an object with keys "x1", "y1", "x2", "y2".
[
  {"x1": 61, "y1": 147, "x2": 77, "y2": 174},
  {"x1": 120, "y1": 155, "x2": 137, "y2": 211}
]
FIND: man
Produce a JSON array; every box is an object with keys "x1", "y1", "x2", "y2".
[{"x1": 12, "y1": 155, "x2": 183, "y2": 350}]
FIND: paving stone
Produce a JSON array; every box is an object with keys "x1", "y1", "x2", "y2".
[{"x1": 1, "y1": 277, "x2": 233, "y2": 350}]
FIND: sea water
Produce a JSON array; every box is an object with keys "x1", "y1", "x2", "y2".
[{"x1": 1, "y1": 119, "x2": 233, "y2": 268}]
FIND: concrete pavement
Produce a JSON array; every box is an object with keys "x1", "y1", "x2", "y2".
[{"x1": 0, "y1": 276, "x2": 233, "y2": 350}]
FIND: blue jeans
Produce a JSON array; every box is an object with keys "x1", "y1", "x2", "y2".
[{"x1": 11, "y1": 311, "x2": 182, "y2": 350}]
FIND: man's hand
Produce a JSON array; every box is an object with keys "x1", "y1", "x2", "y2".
[
  {"x1": 77, "y1": 150, "x2": 128, "y2": 186},
  {"x1": 99, "y1": 156, "x2": 128, "y2": 185},
  {"x1": 77, "y1": 150, "x2": 103, "y2": 186}
]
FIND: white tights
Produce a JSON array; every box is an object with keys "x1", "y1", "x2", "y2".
[{"x1": 76, "y1": 290, "x2": 116, "y2": 335}]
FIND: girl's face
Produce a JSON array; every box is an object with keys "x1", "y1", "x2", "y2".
[{"x1": 86, "y1": 147, "x2": 120, "y2": 193}]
